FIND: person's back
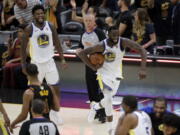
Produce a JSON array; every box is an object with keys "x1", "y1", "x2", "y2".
[
  {"x1": 19, "y1": 118, "x2": 59, "y2": 135},
  {"x1": 19, "y1": 99, "x2": 59, "y2": 135},
  {"x1": 129, "y1": 111, "x2": 152, "y2": 135},
  {"x1": 29, "y1": 83, "x2": 53, "y2": 119}
]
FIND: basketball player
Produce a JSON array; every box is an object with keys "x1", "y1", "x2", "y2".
[
  {"x1": 115, "y1": 96, "x2": 153, "y2": 135},
  {"x1": 77, "y1": 26, "x2": 147, "y2": 133},
  {"x1": 10, "y1": 64, "x2": 59, "y2": 132},
  {"x1": 20, "y1": 4, "x2": 67, "y2": 123},
  {"x1": 19, "y1": 99, "x2": 60, "y2": 135}
]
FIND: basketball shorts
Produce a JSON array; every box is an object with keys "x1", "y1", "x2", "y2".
[
  {"x1": 97, "y1": 75, "x2": 121, "y2": 96},
  {"x1": 31, "y1": 59, "x2": 60, "y2": 85}
]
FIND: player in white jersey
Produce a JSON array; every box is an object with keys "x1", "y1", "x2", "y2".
[
  {"x1": 115, "y1": 96, "x2": 153, "y2": 135},
  {"x1": 77, "y1": 26, "x2": 147, "y2": 134},
  {"x1": 20, "y1": 5, "x2": 67, "y2": 125}
]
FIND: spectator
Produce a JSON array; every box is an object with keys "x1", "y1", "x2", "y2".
[
  {"x1": 115, "y1": 0, "x2": 133, "y2": 39},
  {"x1": 171, "y1": 0, "x2": 180, "y2": 44},
  {"x1": 14, "y1": 0, "x2": 40, "y2": 25},
  {"x1": 142, "y1": 97, "x2": 173, "y2": 135},
  {"x1": 148, "y1": 0, "x2": 172, "y2": 45},
  {"x1": 162, "y1": 113, "x2": 180, "y2": 135},
  {"x1": 10, "y1": 64, "x2": 60, "y2": 132},
  {"x1": 44, "y1": 0, "x2": 58, "y2": 29},
  {"x1": 19, "y1": 99, "x2": 60, "y2": 135},
  {"x1": 132, "y1": 8, "x2": 156, "y2": 54},
  {"x1": 1, "y1": 0, "x2": 19, "y2": 30},
  {"x1": 1, "y1": 29, "x2": 22, "y2": 88}
]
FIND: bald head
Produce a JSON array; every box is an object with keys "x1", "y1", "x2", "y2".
[{"x1": 83, "y1": 14, "x2": 96, "y2": 32}]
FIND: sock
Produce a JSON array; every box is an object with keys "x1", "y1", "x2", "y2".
[{"x1": 107, "y1": 121, "x2": 113, "y2": 131}]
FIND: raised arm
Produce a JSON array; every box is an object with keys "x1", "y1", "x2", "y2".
[
  {"x1": 77, "y1": 43, "x2": 105, "y2": 71},
  {"x1": 122, "y1": 38, "x2": 147, "y2": 79},
  {"x1": 70, "y1": 0, "x2": 84, "y2": 23}
]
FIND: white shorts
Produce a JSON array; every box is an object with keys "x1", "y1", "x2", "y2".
[
  {"x1": 97, "y1": 75, "x2": 121, "y2": 96},
  {"x1": 31, "y1": 59, "x2": 60, "y2": 85}
]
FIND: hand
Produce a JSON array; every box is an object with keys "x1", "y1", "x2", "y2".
[
  {"x1": 70, "y1": 0, "x2": 76, "y2": 8},
  {"x1": 61, "y1": 60, "x2": 68, "y2": 69},
  {"x1": 75, "y1": 48, "x2": 83, "y2": 55},
  {"x1": 139, "y1": 69, "x2": 147, "y2": 80},
  {"x1": 82, "y1": 1, "x2": 88, "y2": 11}
]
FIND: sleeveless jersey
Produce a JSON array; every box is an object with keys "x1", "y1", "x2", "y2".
[
  {"x1": 129, "y1": 111, "x2": 152, "y2": 135},
  {"x1": 29, "y1": 83, "x2": 53, "y2": 119},
  {"x1": 97, "y1": 37, "x2": 125, "y2": 80},
  {"x1": 29, "y1": 21, "x2": 54, "y2": 63}
]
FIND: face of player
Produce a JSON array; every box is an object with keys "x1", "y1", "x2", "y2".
[
  {"x1": 108, "y1": 29, "x2": 119, "y2": 45},
  {"x1": 163, "y1": 125, "x2": 177, "y2": 135},
  {"x1": 34, "y1": 9, "x2": 45, "y2": 24},
  {"x1": 153, "y1": 101, "x2": 166, "y2": 118},
  {"x1": 16, "y1": 0, "x2": 27, "y2": 9}
]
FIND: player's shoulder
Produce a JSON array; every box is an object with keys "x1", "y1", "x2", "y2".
[{"x1": 24, "y1": 88, "x2": 34, "y2": 96}]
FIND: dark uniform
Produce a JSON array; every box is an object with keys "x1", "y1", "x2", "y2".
[
  {"x1": 19, "y1": 118, "x2": 59, "y2": 135},
  {"x1": 29, "y1": 83, "x2": 53, "y2": 119}
]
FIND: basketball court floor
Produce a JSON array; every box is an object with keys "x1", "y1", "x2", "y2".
[
  {"x1": 2, "y1": 92, "x2": 180, "y2": 135},
  {"x1": 3, "y1": 103, "x2": 120, "y2": 135}
]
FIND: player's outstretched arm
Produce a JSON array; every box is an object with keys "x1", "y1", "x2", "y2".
[
  {"x1": 122, "y1": 38, "x2": 147, "y2": 79},
  {"x1": 10, "y1": 90, "x2": 33, "y2": 132},
  {"x1": 77, "y1": 43, "x2": 104, "y2": 71}
]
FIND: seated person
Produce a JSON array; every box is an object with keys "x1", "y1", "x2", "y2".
[
  {"x1": 132, "y1": 8, "x2": 156, "y2": 54},
  {"x1": 1, "y1": 29, "x2": 22, "y2": 88}
]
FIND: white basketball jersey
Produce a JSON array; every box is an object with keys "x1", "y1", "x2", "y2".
[
  {"x1": 29, "y1": 21, "x2": 54, "y2": 63},
  {"x1": 97, "y1": 37, "x2": 125, "y2": 80},
  {"x1": 129, "y1": 111, "x2": 152, "y2": 135}
]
